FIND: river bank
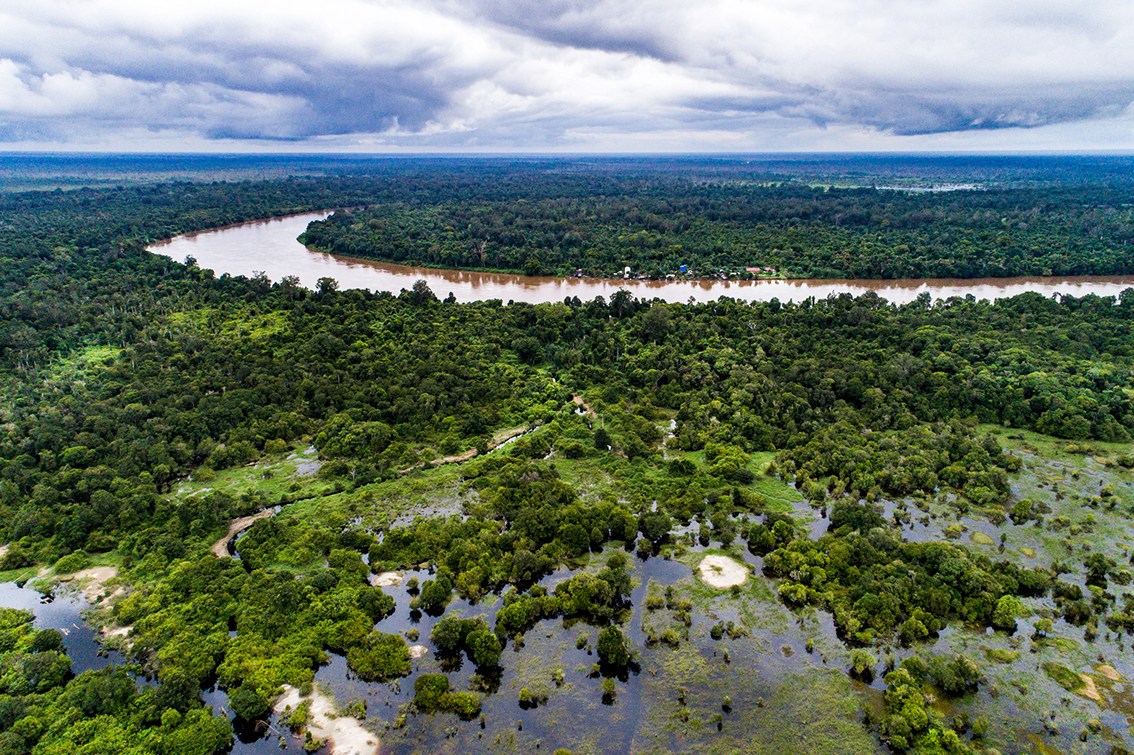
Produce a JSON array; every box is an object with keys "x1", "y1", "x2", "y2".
[{"x1": 149, "y1": 212, "x2": 1134, "y2": 306}]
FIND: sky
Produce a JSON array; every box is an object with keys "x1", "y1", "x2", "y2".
[{"x1": 1, "y1": 0, "x2": 1133, "y2": 153}]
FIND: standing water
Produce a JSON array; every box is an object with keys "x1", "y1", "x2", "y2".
[{"x1": 0, "y1": 580, "x2": 310, "y2": 754}]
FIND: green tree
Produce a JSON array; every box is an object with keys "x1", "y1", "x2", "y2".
[{"x1": 597, "y1": 626, "x2": 630, "y2": 670}]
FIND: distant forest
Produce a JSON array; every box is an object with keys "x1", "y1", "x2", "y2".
[{"x1": 293, "y1": 158, "x2": 1134, "y2": 279}]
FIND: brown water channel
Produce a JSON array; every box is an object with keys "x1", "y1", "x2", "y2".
[{"x1": 150, "y1": 212, "x2": 1134, "y2": 305}]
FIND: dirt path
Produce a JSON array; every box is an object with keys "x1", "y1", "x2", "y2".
[
  {"x1": 399, "y1": 425, "x2": 532, "y2": 474},
  {"x1": 211, "y1": 509, "x2": 275, "y2": 558}
]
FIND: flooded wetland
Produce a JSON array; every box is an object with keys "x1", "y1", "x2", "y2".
[{"x1": 12, "y1": 408, "x2": 1127, "y2": 754}]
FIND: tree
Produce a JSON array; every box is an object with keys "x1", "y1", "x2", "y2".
[
  {"x1": 640, "y1": 306, "x2": 671, "y2": 343},
  {"x1": 467, "y1": 628, "x2": 502, "y2": 669},
  {"x1": 229, "y1": 684, "x2": 269, "y2": 720},
  {"x1": 346, "y1": 632, "x2": 411, "y2": 681},
  {"x1": 408, "y1": 279, "x2": 437, "y2": 305},
  {"x1": 829, "y1": 501, "x2": 884, "y2": 533},
  {"x1": 415, "y1": 574, "x2": 453, "y2": 614},
  {"x1": 430, "y1": 616, "x2": 473, "y2": 657},
  {"x1": 414, "y1": 674, "x2": 449, "y2": 710},
  {"x1": 928, "y1": 655, "x2": 981, "y2": 695},
  {"x1": 639, "y1": 511, "x2": 673, "y2": 545},
  {"x1": 597, "y1": 626, "x2": 630, "y2": 670},
  {"x1": 991, "y1": 595, "x2": 1024, "y2": 633}
]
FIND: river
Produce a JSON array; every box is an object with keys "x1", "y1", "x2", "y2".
[{"x1": 149, "y1": 212, "x2": 1134, "y2": 305}]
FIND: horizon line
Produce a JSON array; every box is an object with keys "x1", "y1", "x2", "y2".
[{"x1": 3, "y1": 149, "x2": 1134, "y2": 158}]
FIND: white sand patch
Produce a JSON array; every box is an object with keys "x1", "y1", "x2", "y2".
[
  {"x1": 572, "y1": 394, "x2": 596, "y2": 416},
  {"x1": 100, "y1": 624, "x2": 134, "y2": 649},
  {"x1": 61, "y1": 566, "x2": 120, "y2": 603},
  {"x1": 698, "y1": 555, "x2": 748, "y2": 588},
  {"x1": 408, "y1": 644, "x2": 428, "y2": 659},
  {"x1": 369, "y1": 571, "x2": 403, "y2": 587},
  {"x1": 274, "y1": 685, "x2": 378, "y2": 755}
]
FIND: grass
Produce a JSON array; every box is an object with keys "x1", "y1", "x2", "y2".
[
  {"x1": 751, "y1": 670, "x2": 878, "y2": 754},
  {"x1": 0, "y1": 566, "x2": 40, "y2": 584},
  {"x1": 48, "y1": 344, "x2": 122, "y2": 378},
  {"x1": 747, "y1": 454, "x2": 804, "y2": 512},
  {"x1": 638, "y1": 648, "x2": 875, "y2": 755},
  {"x1": 220, "y1": 310, "x2": 289, "y2": 342},
  {"x1": 1033, "y1": 636, "x2": 1079, "y2": 654},
  {"x1": 970, "y1": 531, "x2": 996, "y2": 546},
  {"x1": 173, "y1": 443, "x2": 335, "y2": 504},
  {"x1": 1043, "y1": 662, "x2": 1085, "y2": 693},
  {"x1": 984, "y1": 647, "x2": 1020, "y2": 664},
  {"x1": 289, "y1": 462, "x2": 467, "y2": 531},
  {"x1": 982, "y1": 424, "x2": 1134, "y2": 460}
]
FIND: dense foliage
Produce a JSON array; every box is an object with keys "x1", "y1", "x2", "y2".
[
  {"x1": 301, "y1": 178, "x2": 1134, "y2": 279},
  {"x1": 762, "y1": 525, "x2": 1049, "y2": 644},
  {"x1": 0, "y1": 608, "x2": 231, "y2": 754},
  {"x1": 2, "y1": 157, "x2": 1133, "y2": 752}
]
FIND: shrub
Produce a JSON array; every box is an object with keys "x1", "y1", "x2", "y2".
[
  {"x1": 53, "y1": 551, "x2": 91, "y2": 575},
  {"x1": 597, "y1": 626, "x2": 631, "y2": 670},
  {"x1": 850, "y1": 649, "x2": 876, "y2": 679},
  {"x1": 413, "y1": 674, "x2": 451, "y2": 711},
  {"x1": 445, "y1": 691, "x2": 482, "y2": 719},
  {"x1": 229, "y1": 684, "x2": 270, "y2": 720},
  {"x1": 601, "y1": 677, "x2": 616, "y2": 702},
  {"x1": 558, "y1": 439, "x2": 586, "y2": 459},
  {"x1": 991, "y1": 595, "x2": 1024, "y2": 633},
  {"x1": 413, "y1": 674, "x2": 481, "y2": 718},
  {"x1": 347, "y1": 632, "x2": 411, "y2": 681}
]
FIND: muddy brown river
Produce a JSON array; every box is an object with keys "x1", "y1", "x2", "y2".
[{"x1": 149, "y1": 211, "x2": 1134, "y2": 304}]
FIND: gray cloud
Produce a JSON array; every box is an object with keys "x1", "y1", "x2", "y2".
[{"x1": 1, "y1": 0, "x2": 1133, "y2": 150}]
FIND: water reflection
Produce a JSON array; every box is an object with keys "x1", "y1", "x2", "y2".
[
  {"x1": 0, "y1": 581, "x2": 308, "y2": 754},
  {"x1": 0, "y1": 581, "x2": 122, "y2": 674},
  {"x1": 150, "y1": 213, "x2": 1134, "y2": 305}
]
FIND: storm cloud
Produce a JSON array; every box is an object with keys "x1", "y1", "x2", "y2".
[{"x1": 1, "y1": 0, "x2": 1133, "y2": 150}]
